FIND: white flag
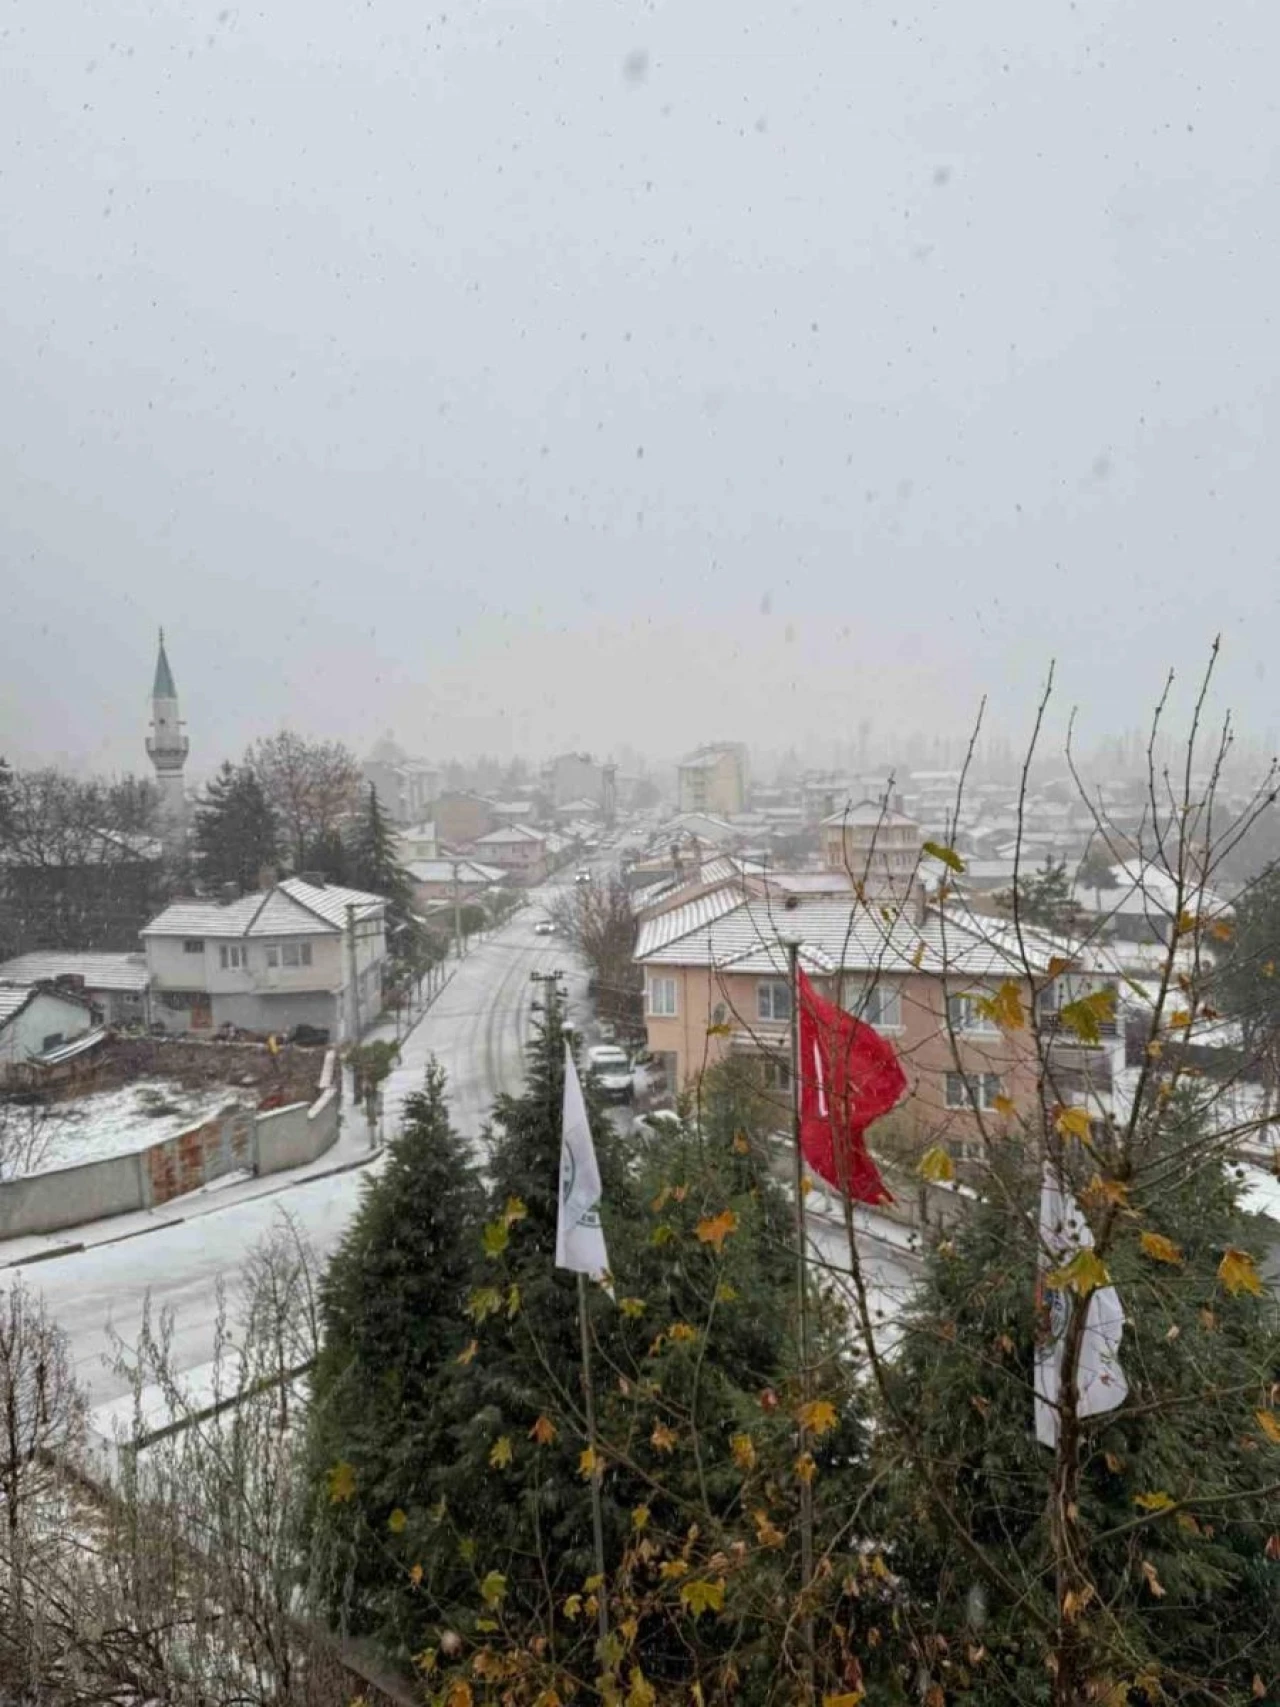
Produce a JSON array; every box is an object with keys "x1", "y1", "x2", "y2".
[
  {"x1": 556, "y1": 1046, "x2": 611, "y2": 1283},
  {"x1": 1034, "y1": 1165, "x2": 1128, "y2": 1448}
]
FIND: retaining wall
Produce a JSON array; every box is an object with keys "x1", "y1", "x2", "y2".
[{"x1": 0, "y1": 1049, "x2": 341, "y2": 1241}]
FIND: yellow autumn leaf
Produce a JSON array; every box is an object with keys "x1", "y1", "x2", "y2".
[
  {"x1": 911, "y1": 940, "x2": 927, "y2": 969},
  {"x1": 918, "y1": 1145, "x2": 955, "y2": 1184},
  {"x1": 730, "y1": 1433, "x2": 757, "y2": 1472},
  {"x1": 753, "y1": 1509, "x2": 786, "y2": 1549},
  {"x1": 619, "y1": 1296, "x2": 646, "y2": 1318},
  {"x1": 579, "y1": 1446, "x2": 603, "y2": 1480},
  {"x1": 631, "y1": 1504, "x2": 650, "y2": 1531},
  {"x1": 479, "y1": 1569, "x2": 507, "y2": 1608},
  {"x1": 650, "y1": 1421, "x2": 678, "y2": 1453},
  {"x1": 794, "y1": 1451, "x2": 817, "y2": 1484},
  {"x1": 1134, "y1": 1491, "x2": 1176, "y2": 1512},
  {"x1": 506, "y1": 1283, "x2": 521, "y2": 1318},
  {"x1": 1219, "y1": 1247, "x2": 1264, "y2": 1297},
  {"x1": 922, "y1": 840, "x2": 966, "y2": 873},
  {"x1": 1146, "y1": 1039, "x2": 1164, "y2": 1059},
  {"x1": 695, "y1": 1209, "x2": 739, "y2": 1252},
  {"x1": 668, "y1": 1322, "x2": 698, "y2": 1343},
  {"x1": 992, "y1": 1093, "x2": 1016, "y2": 1118},
  {"x1": 489, "y1": 1435, "x2": 513, "y2": 1470},
  {"x1": 732, "y1": 1130, "x2": 750, "y2": 1154},
  {"x1": 658, "y1": 1558, "x2": 689, "y2": 1580},
  {"x1": 502, "y1": 1194, "x2": 527, "y2": 1225},
  {"x1": 1209, "y1": 917, "x2": 1234, "y2": 942},
  {"x1": 628, "y1": 1668, "x2": 657, "y2": 1707},
  {"x1": 446, "y1": 1682, "x2": 473, "y2": 1707},
  {"x1": 1254, "y1": 1410, "x2": 1280, "y2": 1446},
  {"x1": 1141, "y1": 1559, "x2": 1166, "y2": 1598},
  {"x1": 679, "y1": 1578, "x2": 726, "y2": 1618},
  {"x1": 705, "y1": 1022, "x2": 734, "y2": 1038},
  {"x1": 467, "y1": 1286, "x2": 503, "y2": 1323},
  {"x1": 327, "y1": 1460, "x2": 356, "y2": 1504},
  {"x1": 530, "y1": 1414, "x2": 557, "y2": 1446},
  {"x1": 975, "y1": 979, "x2": 1026, "y2": 1032},
  {"x1": 797, "y1": 1397, "x2": 839, "y2": 1437},
  {"x1": 1139, "y1": 1230, "x2": 1184, "y2": 1265},
  {"x1": 823, "y1": 1693, "x2": 865, "y2": 1707},
  {"x1": 1168, "y1": 1009, "x2": 1192, "y2": 1030},
  {"x1": 387, "y1": 1507, "x2": 408, "y2": 1533},
  {"x1": 562, "y1": 1592, "x2": 583, "y2": 1620},
  {"x1": 1055, "y1": 1105, "x2": 1093, "y2": 1142},
  {"x1": 456, "y1": 1338, "x2": 479, "y2": 1365},
  {"x1": 409, "y1": 1562, "x2": 424, "y2": 1587},
  {"x1": 715, "y1": 1280, "x2": 738, "y2": 1303},
  {"x1": 1046, "y1": 1248, "x2": 1111, "y2": 1296},
  {"x1": 481, "y1": 1219, "x2": 509, "y2": 1258}
]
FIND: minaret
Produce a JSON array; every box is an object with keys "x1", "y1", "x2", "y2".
[{"x1": 146, "y1": 628, "x2": 190, "y2": 848}]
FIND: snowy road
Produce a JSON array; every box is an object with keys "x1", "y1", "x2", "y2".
[{"x1": 30, "y1": 893, "x2": 581, "y2": 1418}]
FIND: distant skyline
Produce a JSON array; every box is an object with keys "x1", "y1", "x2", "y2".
[{"x1": 4, "y1": 0, "x2": 1279, "y2": 773}]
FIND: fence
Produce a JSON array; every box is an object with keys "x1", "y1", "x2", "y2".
[{"x1": 0, "y1": 1051, "x2": 340, "y2": 1241}]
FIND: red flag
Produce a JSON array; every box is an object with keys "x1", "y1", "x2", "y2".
[{"x1": 797, "y1": 969, "x2": 905, "y2": 1205}]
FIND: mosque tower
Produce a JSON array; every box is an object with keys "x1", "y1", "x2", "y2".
[{"x1": 145, "y1": 628, "x2": 190, "y2": 848}]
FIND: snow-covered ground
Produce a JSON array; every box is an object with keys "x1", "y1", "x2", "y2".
[
  {"x1": 1238, "y1": 1162, "x2": 1280, "y2": 1225},
  {"x1": 22, "y1": 1081, "x2": 251, "y2": 1176}
]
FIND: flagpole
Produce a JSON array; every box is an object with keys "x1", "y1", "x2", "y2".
[
  {"x1": 786, "y1": 937, "x2": 816, "y2": 1687},
  {"x1": 577, "y1": 1271, "x2": 609, "y2": 1649}
]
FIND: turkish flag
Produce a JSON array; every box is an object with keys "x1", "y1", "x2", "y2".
[{"x1": 797, "y1": 969, "x2": 905, "y2": 1205}]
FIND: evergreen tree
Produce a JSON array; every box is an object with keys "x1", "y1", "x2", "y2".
[
  {"x1": 347, "y1": 785, "x2": 414, "y2": 963},
  {"x1": 299, "y1": 825, "x2": 351, "y2": 885},
  {"x1": 1018, "y1": 856, "x2": 1077, "y2": 931},
  {"x1": 1218, "y1": 861, "x2": 1280, "y2": 1056},
  {"x1": 192, "y1": 761, "x2": 279, "y2": 892},
  {"x1": 871, "y1": 1141, "x2": 1280, "y2": 1705},
  {"x1": 306, "y1": 1061, "x2": 483, "y2": 1649}
]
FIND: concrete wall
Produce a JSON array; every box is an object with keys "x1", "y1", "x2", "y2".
[
  {"x1": 212, "y1": 990, "x2": 337, "y2": 1034},
  {"x1": 0, "y1": 1049, "x2": 342, "y2": 1240}
]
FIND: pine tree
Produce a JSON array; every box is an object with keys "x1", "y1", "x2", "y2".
[
  {"x1": 192, "y1": 761, "x2": 279, "y2": 892},
  {"x1": 348, "y1": 786, "x2": 408, "y2": 903},
  {"x1": 871, "y1": 1140, "x2": 1280, "y2": 1704},
  {"x1": 1018, "y1": 856, "x2": 1077, "y2": 931},
  {"x1": 306, "y1": 1061, "x2": 483, "y2": 1649}
]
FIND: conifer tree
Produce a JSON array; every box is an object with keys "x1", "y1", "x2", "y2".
[
  {"x1": 306, "y1": 1061, "x2": 483, "y2": 1649},
  {"x1": 192, "y1": 760, "x2": 279, "y2": 892}
]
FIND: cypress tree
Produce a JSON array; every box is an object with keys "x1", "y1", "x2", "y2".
[{"x1": 192, "y1": 761, "x2": 279, "y2": 892}]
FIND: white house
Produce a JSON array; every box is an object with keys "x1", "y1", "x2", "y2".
[
  {"x1": 141, "y1": 877, "x2": 387, "y2": 1042},
  {"x1": 0, "y1": 984, "x2": 96, "y2": 1077},
  {"x1": 0, "y1": 951, "x2": 151, "y2": 1027}
]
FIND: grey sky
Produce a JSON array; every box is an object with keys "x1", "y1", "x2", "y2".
[{"x1": 3, "y1": 0, "x2": 1278, "y2": 776}]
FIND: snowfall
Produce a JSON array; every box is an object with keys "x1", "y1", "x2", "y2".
[{"x1": 17, "y1": 1080, "x2": 252, "y2": 1177}]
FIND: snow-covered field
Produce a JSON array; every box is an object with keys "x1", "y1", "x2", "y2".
[{"x1": 21, "y1": 1080, "x2": 252, "y2": 1177}]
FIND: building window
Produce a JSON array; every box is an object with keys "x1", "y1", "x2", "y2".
[
  {"x1": 760, "y1": 1053, "x2": 792, "y2": 1092},
  {"x1": 647, "y1": 976, "x2": 678, "y2": 1017},
  {"x1": 946, "y1": 993, "x2": 998, "y2": 1034},
  {"x1": 757, "y1": 979, "x2": 792, "y2": 1023},
  {"x1": 945, "y1": 1072, "x2": 1003, "y2": 1111},
  {"x1": 841, "y1": 977, "x2": 902, "y2": 1030},
  {"x1": 219, "y1": 944, "x2": 246, "y2": 970},
  {"x1": 183, "y1": 939, "x2": 204, "y2": 955},
  {"x1": 282, "y1": 942, "x2": 313, "y2": 969}
]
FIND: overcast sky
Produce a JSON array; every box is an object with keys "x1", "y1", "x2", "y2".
[{"x1": 3, "y1": 0, "x2": 1278, "y2": 777}]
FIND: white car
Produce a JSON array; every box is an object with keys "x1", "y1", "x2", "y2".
[
  {"x1": 533, "y1": 919, "x2": 555, "y2": 935},
  {"x1": 586, "y1": 1044, "x2": 633, "y2": 1103}
]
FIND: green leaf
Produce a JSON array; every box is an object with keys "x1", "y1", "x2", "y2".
[
  {"x1": 922, "y1": 840, "x2": 966, "y2": 873},
  {"x1": 1058, "y1": 987, "x2": 1116, "y2": 1045},
  {"x1": 466, "y1": 1286, "x2": 503, "y2": 1323},
  {"x1": 679, "y1": 1577, "x2": 726, "y2": 1618},
  {"x1": 479, "y1": 1569, "x2": 507, "y2": 1608},
  {"x1": 481, "y1": 1220, "x2": 510, "y2": 1259}
]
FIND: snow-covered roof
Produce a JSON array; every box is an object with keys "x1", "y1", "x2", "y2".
[
  {"x1": 820, "y1": 800, "x2": 919, "y2": 830},
  {"x1": 472, "y1": 824, "x2": 546, "y2": 846},
  {"x1": 0, "y1": 983, "x2": 95, "y2": 1029},
  {"x1": 143, "y1": 877, "x2": 384, "y2": 940},
  {"x1": 1073, "y1": 859, "x2": 1230, "y2": 922},
  {"x1": 636, "y1": 895, "x2": 1079, "y2": 980},
  {"x1": 406, "y1": 859, "x2": 507, "y2": 885},
  {"x1": 0, "y1": 952, "x2": 150, "y2": 992}
]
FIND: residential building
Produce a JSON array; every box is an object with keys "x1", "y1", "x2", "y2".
[
  {"x1": 469, "y1": 824, "x2": 548, "y2": 885},
  {"x1": 0, "y1": 951, "x2": 150, "y2": 1027},
  {"x1": 0, "y1": 984, "x2": 96, "y2": 1077},
  {"x1": 141, "y1": 876, "x2": 387, "y2": 1042},
  {"x1": 396, "y1": 820, "x2": 439, "y2": 863},
  {"x1": 820, "y1": 799, "x2": 922, "y2": 903},
  {"x1": 434, "y1": 792, "x2": 499, "y2": 849},
  {"x1": 363, "y1": 758, "x2": 439, "y2": 825},
  {"x1": 677, "y1": 744, "x2": 749, "y2": 817},
  {"x1": 145, "y1": 629, "x2": 190, "y2": 854},
  {"x1": 544, "y1": 752, "x2": 612, "y2": 811},
  {"x1": 405, "y1": 858, "x2": 508, "y2": 907},
  {"x1": 634, "y1": 892, "x2": 1117, "y2": 1161}
]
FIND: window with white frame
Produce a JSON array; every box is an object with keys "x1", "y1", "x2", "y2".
[
  {"x1": 946, "y1": 992, "x2": 998, "y2": 1033},
  {"x1": 945, "y1": 1071, "x2": 1004, "y2": 1111},
  {"x1": 219, "y1": 944, "x2": 246, "y2": 970},
  {"x1": 760, "y1": 1053, "x2": 792, "y2": 1092},
  {"x1": 282, "y1": 941, "x2": 313, "y2": 969},
  {"x1": 648, "y1": 975, "x2": 678, "y2": 1017},
  {"x1": 841, "y1": 976, "x2": 902, "y2": 1030},
  {"x1": 757, "y1": 979, "x2": 792, "y2": 1023}
]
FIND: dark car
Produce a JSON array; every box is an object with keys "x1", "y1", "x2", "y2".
[{"x1": 290, "y1": 1024, "x2": 330, "y2": 1047}]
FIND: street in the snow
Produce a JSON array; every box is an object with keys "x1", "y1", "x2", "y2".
[{"x1": 27, "y1": 882, "x2": 918, "y2": 1426}]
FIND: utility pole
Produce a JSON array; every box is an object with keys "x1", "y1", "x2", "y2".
[{"x1": 452, "y1": 858, "x2": 464, "y2": 961}]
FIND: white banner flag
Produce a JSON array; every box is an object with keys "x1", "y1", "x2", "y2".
[
  {"x1": 1034, "y1": 1166, "x2": 1128, "y2": 1448},
  {"x1": 556, "y1": 1046, "x2": 611, "y2": 1283}
]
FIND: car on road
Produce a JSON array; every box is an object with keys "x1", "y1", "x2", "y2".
[
  {"x1": 586, "y1": 1043, "x2": 633, "y2": 1103},
  {"x1": 574, "y1": 867, "x2": 592, "y2": 884},
  {"x1": 533, "y1": 918, "x2": 555, "y2": 935}
]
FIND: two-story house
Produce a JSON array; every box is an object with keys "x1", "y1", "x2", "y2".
[
  {"x1": 469, "y1": 824, "x2": 549, "y2": 885},
  {"x1": 141, "y1": 877, "x2": 387, "y2": 1042},
  {"x1": 635, "y1": 889, "x2": 1118, "y2": 1162}
]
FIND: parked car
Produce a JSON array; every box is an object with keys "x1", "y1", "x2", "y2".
[
  {"x1": 634, "y1": 1108, "x2": 682, "y2": 1140},
  {"x1": 533, "y1": 918, "x2": 555, "y2": 935},
  {"x1": 574, "y1": 868, "x2": 592, "y2": 884},
  {"x1": 586, "y1": 1043, "x2": 633, "y2": 1103},
  {"x1": 291, "y1": 1023, "x2": 330, "y2": 1047}
]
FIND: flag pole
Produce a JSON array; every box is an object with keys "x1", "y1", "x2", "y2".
[
  {"x1": 577, "y1": 1271, "x2": 609, "y2": 1648},
  {"x1": 786, "y1": 937, "x2": 816, "y2": 1686}
]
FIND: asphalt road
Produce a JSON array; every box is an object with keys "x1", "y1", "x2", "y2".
[{"x1": 31, "y1": 890, "x2": 582, "y2": 1419}]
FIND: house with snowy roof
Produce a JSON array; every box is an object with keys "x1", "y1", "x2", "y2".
[{"x1": 141, "y1": 876, "x2": 386, "y2": 1042}]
